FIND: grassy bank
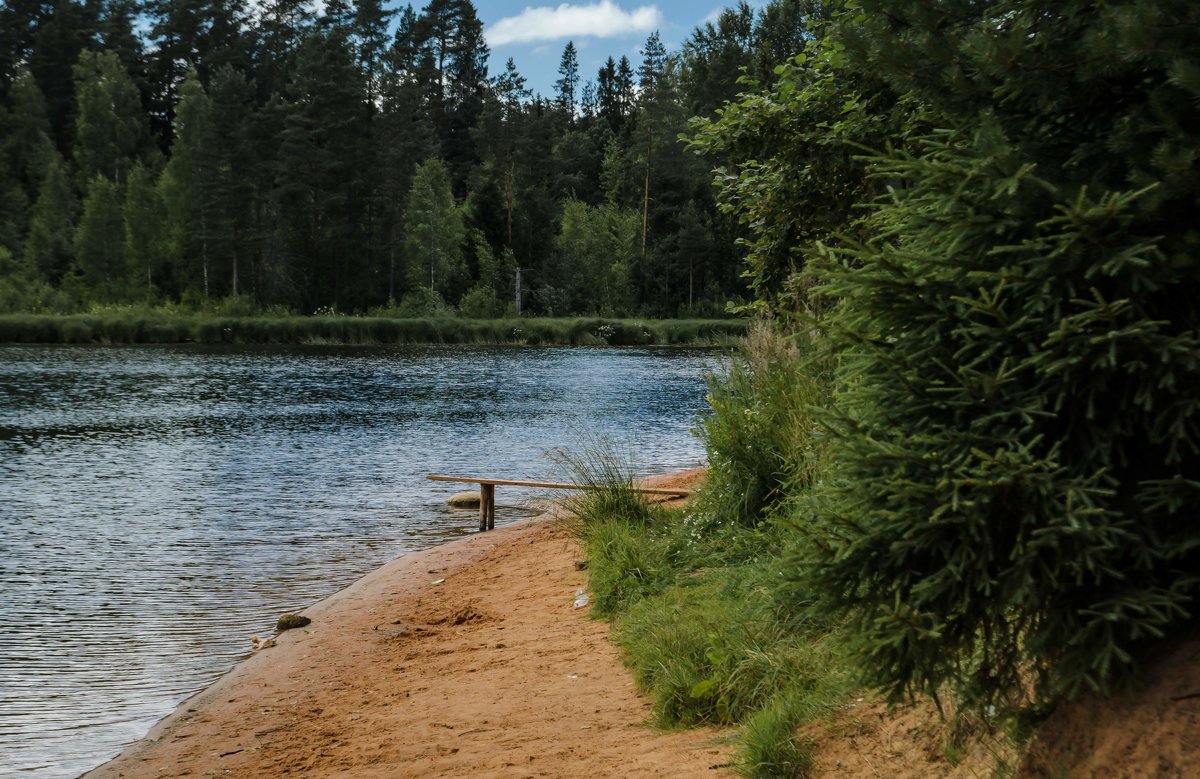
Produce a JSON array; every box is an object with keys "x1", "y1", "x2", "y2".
[
  {"x1": 563, "y1": 329, "x2": 856, "y2": 778},
  {"x1": 565, "y1": 326, "x2": 1028, "y2": 777},
  {"x1": 0, "y1": 313, "x2": 747, "y2": 346}
]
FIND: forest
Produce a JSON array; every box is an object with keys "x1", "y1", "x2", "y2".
[{"x1": 0, "y1": 0, "x2": 816, "y2": 319}]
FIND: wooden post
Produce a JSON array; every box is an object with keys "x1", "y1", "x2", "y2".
[{"x1": 479, "y1": 483, "x2": 496, "y2": 532}]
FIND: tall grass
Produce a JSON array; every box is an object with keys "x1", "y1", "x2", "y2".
[
  {"x1": 692, "y1": 322, "x2": 830, "y2": 530},
  {"x1": 564, "y1": 326, "x2": 853, "y2": 778},
  {"x1": 0, "y1": 312, "x2": 747, "y2": 346}
]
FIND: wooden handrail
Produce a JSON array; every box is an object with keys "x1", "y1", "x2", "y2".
[{"x1": 426, "y1": 473, "x2": 693, "y2": 496}]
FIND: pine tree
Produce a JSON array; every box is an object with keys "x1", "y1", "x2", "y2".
[
  {"x1": 377, "y1": 7, "x2": 437, "y2": 304},
  {"x1": 99, "y1": 0, "x2": 150, "y2": 109},
  {"x1": 255, "y1": 0, "x2": 315, "y2": 102},
  {"x1": 484, "y1": 58, "x2": 530, "y2": 250},
  {"x1": 680, "y1": 1, "x2": 756, "y2": 116},
  {"x1": 0, "y1": 153, "x2": 27, "y2": 257},
  {"x1": 417, "y1": 0, "x2": 489, "y2": 191},
  {"x1": 144, "y1": 0, "x2": 248, "y2": 143},
  {"x1": 353, "y1": 0, "x2": 395, "y2": 101},
  {"x1": 207, "y1": 65, "x2": 258, "y2": 299},
  {"x1": 580, "y1": 80, "x2": 598, "y2": 122},
  {"x1": 638, "y1": 31, "x2": 667, "y2": 92},
  {"x1": 0, "y1": 0, "x2": 42, "y2": 104}
]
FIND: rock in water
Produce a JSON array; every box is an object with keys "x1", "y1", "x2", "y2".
[
  {"x1": 277, "y1": 613, "x2": 311, "y2": 631},
  {"x1": 446, "y1": 491, "x2": 481, "y2": 508}
]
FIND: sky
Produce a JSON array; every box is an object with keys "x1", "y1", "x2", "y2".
[{"x1": 474, "y1": 0, "x2": 762, "y2": 98}]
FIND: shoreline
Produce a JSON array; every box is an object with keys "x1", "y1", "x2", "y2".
[
  {"x1": 84, "y1": 514, "x2": 536, "y2": 777},
  {"x1": 87, "y1": 469, "x2": 724, "y2": 778},
  {"x1": 0, "y1": 314, "x2": 747, "y2": 348}
]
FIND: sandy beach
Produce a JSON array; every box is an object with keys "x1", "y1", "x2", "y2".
[{"x1": 87, "y1": 470, "x2": 729, "y2": 778}]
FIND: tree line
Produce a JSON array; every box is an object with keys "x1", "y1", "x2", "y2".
[{"x1": 0, "y1": 0, "x2": 821, "y2": 317}]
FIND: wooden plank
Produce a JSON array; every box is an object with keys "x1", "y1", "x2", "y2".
[{"x1": 427, "y1": 474, "x2": 692, "y2": 496}]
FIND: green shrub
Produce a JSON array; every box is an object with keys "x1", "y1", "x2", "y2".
[
  {"x1": 458, "y1": 284, "x2": 503, "y2": 319},
  {"x1": 396, "y1": 287, "x2": 453, "y2": 318}
]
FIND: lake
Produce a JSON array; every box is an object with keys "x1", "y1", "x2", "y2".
[{"x1": 0, "y1": 344, "x2": 719, "y2": 778}]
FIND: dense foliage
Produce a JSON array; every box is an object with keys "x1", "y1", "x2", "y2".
[
  {"x1": 572, "y1": 1, "x2": 1200, "y2": 772},
  {"x1": 803, "y1": 0, "x2": 1200, "y2": 710},
  {"x1": 0, "y1": 0, "x2": 814, "y2": 318},
  {"x1": 695, "y1": 0, "x2": 1200, "y2": 716}
]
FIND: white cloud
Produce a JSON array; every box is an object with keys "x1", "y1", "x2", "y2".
[{"x1": 487, "y1": 1, "x2": 663, "y2": 46}]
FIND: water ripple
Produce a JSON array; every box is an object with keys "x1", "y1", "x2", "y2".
[{"x1": 0, "y1": 343, "x2": 717, "y2": 778}]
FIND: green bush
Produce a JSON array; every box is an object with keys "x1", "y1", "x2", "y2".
[
  {"x1": 396, "y1": 287, "x2": 453, "y2": 318},
  {"x1": 458, "y1": 284, "x2": 503, "y2": 319},
  {"x1": 801, "y1": 0, "x2": 1200, "y2": 712}
]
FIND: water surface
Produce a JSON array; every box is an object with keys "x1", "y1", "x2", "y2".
[{"x1": 0, "y1": 344, "x2": 717, "y2": 778}]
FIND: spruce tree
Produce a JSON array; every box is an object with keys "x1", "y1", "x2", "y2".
[
  {"x1": 3, "y1": 68, "x2": 56, "y2": 201},
  {"x1": 805, "y1": 0, "x2": 1200, "y2": 710},
  {"x1": 72, "y1": 174, "x2": 127, "y2": 302},
  {"x1": 160, "y1": 71, "x2": 217, "y2": 299},
  {"x1": 122, "y1": 161, "x2": 164, "y2": 299},
  {"x1": 554, "y1": 41, "x2": 579, "y2": 118},
  {"x1": 73, "y1": 49, "x2": 151, "y2": 186},
  {"x1": 28, "y1": 0, "x2": 99, "y2": 155},
  {"x1": 23, "y1": 152, "x2": 76, "y2": 284}
]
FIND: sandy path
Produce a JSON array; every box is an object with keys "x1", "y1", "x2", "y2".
[{"x1": 88, "y1": 475, "x2": 730, "y2": 779}]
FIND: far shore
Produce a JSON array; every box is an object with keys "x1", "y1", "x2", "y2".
[
  {"x1": 0, "y1": 313, "x2": 747, "y2": 348},
  {"x1": 86, "y1": 469, "x2": 725, "y2": 778}
]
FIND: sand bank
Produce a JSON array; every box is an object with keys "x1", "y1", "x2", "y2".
[{"x1": 87, "y1": 470, "x2": 729, "y2": 778}]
